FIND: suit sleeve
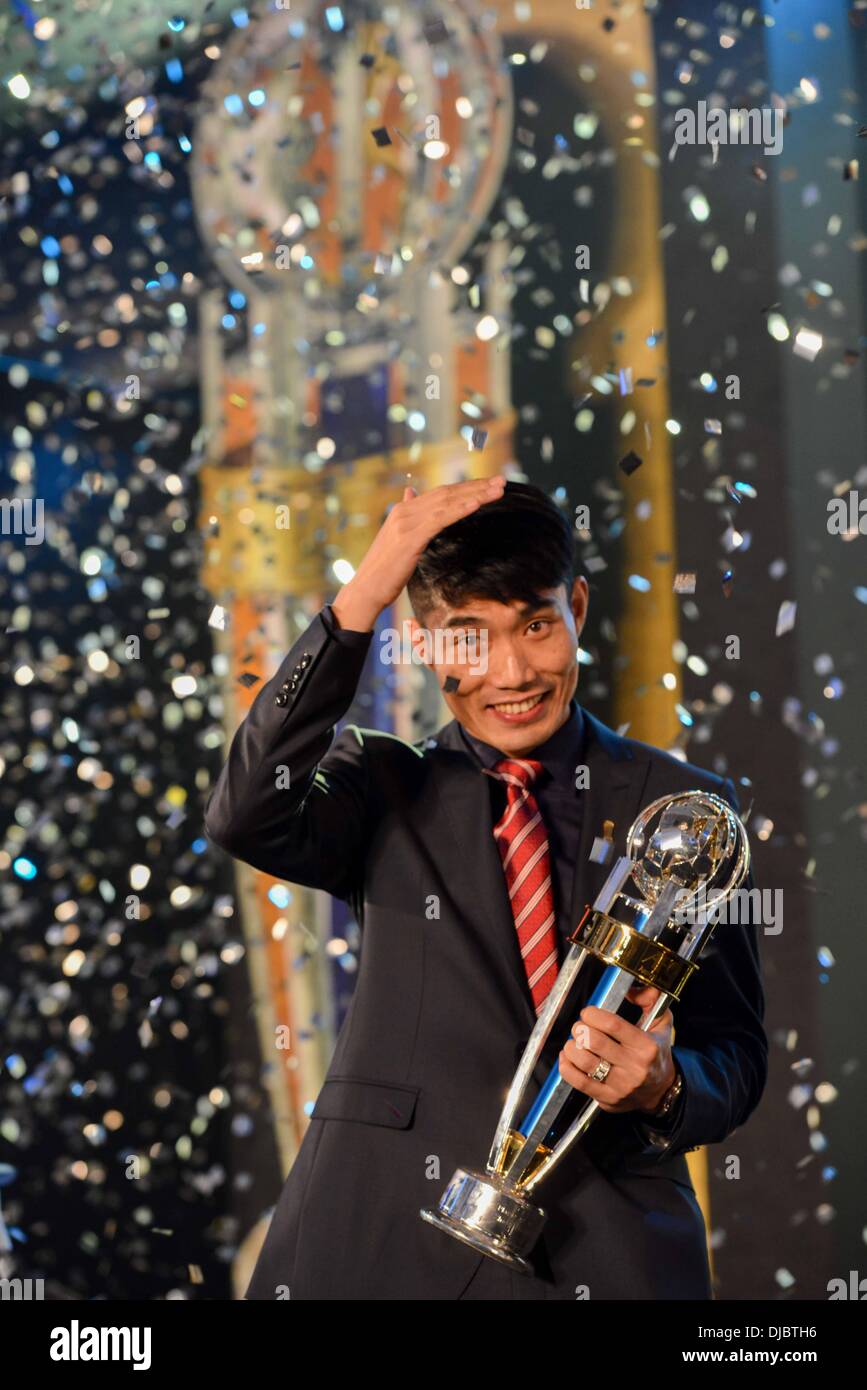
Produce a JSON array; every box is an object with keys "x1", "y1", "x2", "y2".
[
  {"x1": 203, "y1": 606, "x2": 375, "y2": 902},
  {"x1": 632, "y1": 775, "x2": 768, "y2": 1160}
]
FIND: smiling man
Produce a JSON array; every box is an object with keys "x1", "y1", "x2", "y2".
[{"x1": 205, "y1": 478, "x2": 766, "y2": 1301}]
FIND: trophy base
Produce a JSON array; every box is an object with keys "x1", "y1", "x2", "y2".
[
  {"x1": 420, "y1": 1208, "x2": 534, "y2": 1274},
  {"x1": 420, "y1": 1167, "x2": 546, "y2": 1276}
]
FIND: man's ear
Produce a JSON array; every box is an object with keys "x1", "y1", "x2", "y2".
[{"x1": 570, "y1": 575, "x2": 589, "y2": 638}]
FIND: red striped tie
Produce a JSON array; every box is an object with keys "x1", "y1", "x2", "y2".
[{"x1": 490, "y1": 758, "x2": 559, "y2": 1013}]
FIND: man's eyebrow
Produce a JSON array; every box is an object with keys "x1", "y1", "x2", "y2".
[
  {"x1": 518, "y1": 601, "x2": 558, "y2": 616},
  {"x1": 443, "y1": 614, "x2": 486, "y2": 628},
  {"x1": 510, "y1": 601, "x2": 560, "y2": 621},
  {"x1": 443, "y1": 602, "x2": 558, "y2": 628}
]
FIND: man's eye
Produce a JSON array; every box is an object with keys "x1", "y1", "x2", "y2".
[{"x1": 527, "y1": 619, "x2": 551, "y2": 634}]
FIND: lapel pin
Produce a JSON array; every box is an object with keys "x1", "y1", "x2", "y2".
[{"x1": 589, "y1": 818, "x2": 616, "y2": 865}]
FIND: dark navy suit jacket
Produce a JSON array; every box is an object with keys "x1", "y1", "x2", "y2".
[{"x1": 204, "y1": 607, "x2": 767, "y2": 1300}]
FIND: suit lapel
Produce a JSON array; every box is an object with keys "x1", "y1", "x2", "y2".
[
  {"x1": 569, "y1": 712, "x2": 653, "y2": 927},
  {"x1": 424, "y1": 724, "x2": 537, "y2": 1032},
  {"x1": 567, "y1": 711, "x2": 653, "y2": 1010}
]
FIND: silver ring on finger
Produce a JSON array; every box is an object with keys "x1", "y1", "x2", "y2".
[{"x1": 589, "y1": 1058, "x2": 611, "y2": 1083}]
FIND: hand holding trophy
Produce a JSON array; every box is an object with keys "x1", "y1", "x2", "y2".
[{"x1": 421, "y1": 790, "x2": 751, "y2": 1273}]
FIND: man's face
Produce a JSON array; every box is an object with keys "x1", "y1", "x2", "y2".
[{"x1": 411, "y1": 578, "x2": 589, "y2": 756}]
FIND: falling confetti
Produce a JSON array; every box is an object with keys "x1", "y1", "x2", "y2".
[
  {"x1": 618, "y1": 450, "x2": 643, "y2": 477},
  {"x1": 673, "y1": 572, "x2": 696, "y2": 594},
  {"x1": 793, "y1": 328, "x2": 823, "y2": 361},
  {"x1": 776, "y1": 600, "x2": 798, "y2": 636}
]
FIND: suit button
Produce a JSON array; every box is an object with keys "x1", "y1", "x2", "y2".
[
  {"x1": 281, "y1": 680, "x2": 291, "y2": 690},
  {"x1": 299, "y1": 654, "x2": 311, "y2": 669},
  {"x1": 275, "y1": 692, "x2": 288, "y2": 706},
  {"x1": 289, "y1": 678, "x2": 298, "y2": 691}
]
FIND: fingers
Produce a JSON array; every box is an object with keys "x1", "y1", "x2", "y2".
[
  {"x1": 560, "y1": 1005, "x2": 674, "y2": 1111},
  {"x1": 578, "y1": 1005, "x2": 667, "y2": 1062},
  {"x1": 402, "y1": 477, "x2": 503, "y2": 504},
  {"x1": 431, "y1": 476, "x2": 505, "y2": 500},
  {"x1": 428, "y1": 476, "x2": 505, "y2": 518},
  {"x1": 398, "y1": 476, "x2": 505, "y2": 525},
  {"x1": 567, "y1": 1020, "x2": 621, "y2": 1067},
  {"x1": 563, "y1": 1027, "x2": 638, "y2": 1091},
  {"x1": 557, "y1": 1048, "x2": 637, "y2": 1109},
  {"x1": 561, "y1": 1019, "x2": 631, "y2": 1103},
  {"x1": 561, "y1": 1016, "x2": 660, "y2": 1107}
]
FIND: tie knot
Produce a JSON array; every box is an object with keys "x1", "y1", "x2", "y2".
[{"x1": 492, "y1": 757, "x2": 543, "y2": 790}]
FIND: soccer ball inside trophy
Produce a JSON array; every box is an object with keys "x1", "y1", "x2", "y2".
[{"x1": 421, "y1": 791, "x2": 751, "y2": 1273}]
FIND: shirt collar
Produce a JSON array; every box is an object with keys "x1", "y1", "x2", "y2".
[{"x1": 458, "y1": 699, "x2": 586, "y2": 784}]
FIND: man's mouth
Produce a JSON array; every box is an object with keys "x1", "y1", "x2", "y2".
[{"x1": 486, "y1": 691, "x2": 549, "y2": 723}]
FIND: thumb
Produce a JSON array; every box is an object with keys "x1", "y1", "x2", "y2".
[
  {"x1": 403, "y1": 485, "x2": 418, "y2": 501},
  {"x1": 626, "y1": 983, "x2": 662, "y2": 1010}
]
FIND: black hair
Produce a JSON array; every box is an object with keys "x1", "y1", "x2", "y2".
[{"x1": 407, "y1": 481, "x2": 577, "y2": 619}]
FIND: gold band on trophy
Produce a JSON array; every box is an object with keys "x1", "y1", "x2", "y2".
[{"x1": 570, "y1": 912, "x2": 698, "y2": 1000}]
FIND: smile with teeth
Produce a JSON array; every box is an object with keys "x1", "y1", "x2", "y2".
[{"x1": 490, "y1": 694, "x2": 546, "y2": 714}]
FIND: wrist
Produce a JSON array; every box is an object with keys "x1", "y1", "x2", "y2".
[
  {"x1": 331, "y1": 584, "x2": 381, "y2": 634},
  {"x1": 643, "y1": 1055, "x2": 678, "y2": 1116}
]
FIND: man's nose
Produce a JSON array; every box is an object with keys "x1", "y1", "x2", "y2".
[{"x1": 487, "y1": 642, "x2": 535, "y2": 688}]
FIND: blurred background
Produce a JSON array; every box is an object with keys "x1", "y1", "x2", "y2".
[{"x1": 0, "y1": 0, "x2": 865, "y2": 1300}]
